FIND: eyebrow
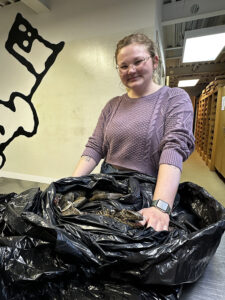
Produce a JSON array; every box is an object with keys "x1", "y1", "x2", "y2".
[{"x1": 118, "y1": 56, "x2": 145, "y2": 65}]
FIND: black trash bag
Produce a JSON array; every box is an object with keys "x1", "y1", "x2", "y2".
[{"x1": 0, "y1": 173, "x2": 224, "y2": 300}]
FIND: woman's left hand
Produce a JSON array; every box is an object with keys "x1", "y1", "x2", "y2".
[{"x1": 138, "y1": 207, "x2": 170, "y2": 231}]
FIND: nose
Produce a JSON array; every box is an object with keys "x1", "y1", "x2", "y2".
[{"x1": 127, "y1": 64, "x2": 136, "y2": 73}]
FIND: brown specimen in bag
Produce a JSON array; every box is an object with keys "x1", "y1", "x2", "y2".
[
  {"x1": 54, "y1": 191, "x2": 143, "y2": 227},
  {"x1": 89, "y1": 190, "x2": 125, "y2": 201}
]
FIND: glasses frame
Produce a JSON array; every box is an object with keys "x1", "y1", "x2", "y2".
[{"x1": 116, "y1": 56, "x2": 151, "y2": 74}]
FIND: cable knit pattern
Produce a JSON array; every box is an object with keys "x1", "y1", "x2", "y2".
[{"x1": 82, "y1": 86, "x2": 195, "y2": 177}]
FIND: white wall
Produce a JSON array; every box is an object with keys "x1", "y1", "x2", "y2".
[{"x1": 0, "y1": 0, "x2": 162, "y2": 182}]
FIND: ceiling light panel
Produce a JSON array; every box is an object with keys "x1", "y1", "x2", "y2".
[
  {"x1": 178, "y1": 79, "x2": 199, "y2": 87},
  {"x1": 182, "y1": 25, "x2": 225, "y2": 63}
]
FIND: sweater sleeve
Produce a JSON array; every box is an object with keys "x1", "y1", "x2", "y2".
[
  {"x1": 82, "y1": 97, "x2": 117, "y2": 165},
  {"x1": 159, "y1": 88, "x2": 195, "y2": 171}
]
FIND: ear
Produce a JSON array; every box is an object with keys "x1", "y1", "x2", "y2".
[{"x1": 153, "y1": 55, "x2": 159, "y2": 70}]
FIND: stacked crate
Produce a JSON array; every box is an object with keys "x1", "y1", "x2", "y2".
[{"x1": 195, "y1": 78, "x2": 225, "y2": 171}]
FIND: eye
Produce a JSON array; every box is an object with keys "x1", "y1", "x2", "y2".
[
  {"x1": 120, "y1": 65, "x2": 128, "y2": 70},
  {"x1": 134, "y1": 59, "x2": 144, "y2": 66}
]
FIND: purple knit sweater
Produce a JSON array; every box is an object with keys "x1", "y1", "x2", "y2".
[{"x1": 82, "y1": 86, "x2": 195, "y2": 177}]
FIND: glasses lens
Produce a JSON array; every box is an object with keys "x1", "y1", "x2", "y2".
[{"x1": 117, "y1": 57, "x2": 150, "y2": 73}]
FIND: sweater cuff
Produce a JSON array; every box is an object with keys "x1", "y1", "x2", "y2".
[
  {"x1": 159, "y1": 149, "x2": 183, "y2": 171},
  {"x1": 82, "y1": 147, "x2": 102, "y2": 165}
]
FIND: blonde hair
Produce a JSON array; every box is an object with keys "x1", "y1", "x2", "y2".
[{"x1": 115, "y1": 33, "x2": 157, "y2": 64}]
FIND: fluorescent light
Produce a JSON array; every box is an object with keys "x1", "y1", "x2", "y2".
[
  {"x1": 166, "y1": 76, "x2": 170, "y2": 86},
  {"x1": 182, "y1": 25, "x2": 225, "y2": 63},
  {"x1": 178, "y1": 79, "x2": 199, "y2": 87}
]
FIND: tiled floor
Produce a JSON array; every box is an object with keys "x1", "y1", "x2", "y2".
[{"x1": 0, "y1": 150, "x2": 224, "y2": 206}]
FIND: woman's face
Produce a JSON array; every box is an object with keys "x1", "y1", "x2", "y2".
[{"x1": 116, "y1": 43, "x2": 158, "y2": 93}]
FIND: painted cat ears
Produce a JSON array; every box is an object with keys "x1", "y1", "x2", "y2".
[
  {"x1": 0, "y1": 13, "x2": 65, "y2": 169},
  {"x1": 5, "y1": 13, "x2": 65, "y2": 96}
]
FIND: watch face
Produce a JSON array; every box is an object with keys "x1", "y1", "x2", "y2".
[{"x1": 158, "y1": 200, "x2": 169, "y2": 211}]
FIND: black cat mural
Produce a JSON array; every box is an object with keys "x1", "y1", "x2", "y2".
[{"x1": 0, "y1": 13, "x2": 64, "y2": 168}]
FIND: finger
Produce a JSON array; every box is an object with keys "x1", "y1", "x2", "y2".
[
  {"x1": 146, "y1": 220, "x2": 155, "y2": 229},
  {"x1": 147, "y1": 221, "x2": 162, "y2": 231},
  {"x1": 155, "y1": 223, "x2": 168, "y2": 232},
  {"x1": 138, "y1": 216, "x2": 147, "y2": 226},
  {"x1": 155, "y1": 226, "x2": 162, "y2": 232}
]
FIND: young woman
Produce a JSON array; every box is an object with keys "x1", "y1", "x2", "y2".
[{"x1": 72, "y1": 33, "x2": 195, "y2": 231}]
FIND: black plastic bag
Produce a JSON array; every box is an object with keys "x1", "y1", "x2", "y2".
[{"x1": 0, "y1": 172, "x2": 224, "y2": 299}]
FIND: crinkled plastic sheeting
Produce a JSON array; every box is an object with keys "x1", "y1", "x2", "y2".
[{"x1": 0, "y1": 172, "x2": 225, "y2": 299}]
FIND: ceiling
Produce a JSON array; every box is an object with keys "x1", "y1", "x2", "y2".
[
  {"x1": 162, "y1": 0, "x2": 225, "y2": 96},
  {"x1": 1, "y1": 0, "x2": 225, "y2": 97}
]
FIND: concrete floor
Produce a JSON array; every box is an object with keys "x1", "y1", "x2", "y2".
[
  {"x1": 181, "y1": 150, "x2": 225, "y2": 206},
  {"x1": 0, "y1": 150, "x2": 224, "y2": 206},
  {"x1": 0, "y1": 177, "x2": 49, "y2": 194}
]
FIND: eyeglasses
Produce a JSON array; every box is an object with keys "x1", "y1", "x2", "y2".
[{"x1": 116, "y1": 56, "x2": 151, "y2": 74}]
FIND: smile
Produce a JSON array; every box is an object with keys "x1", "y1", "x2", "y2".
[{"x1": 127, "y1": 76, "x2": 140, "y2": 82}]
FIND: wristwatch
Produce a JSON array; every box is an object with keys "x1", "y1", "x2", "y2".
[{"x1": 151, "y1": 199, "x2": 171, "y2": 215}]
